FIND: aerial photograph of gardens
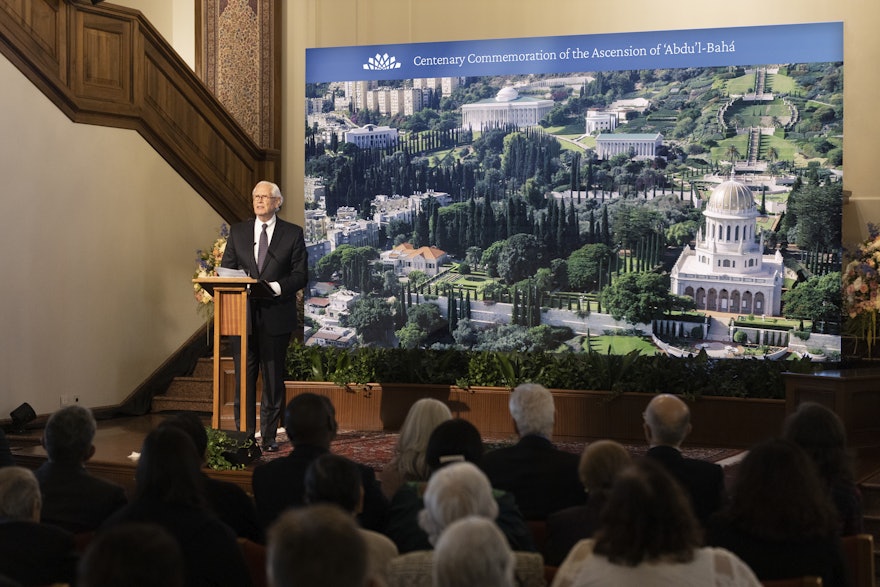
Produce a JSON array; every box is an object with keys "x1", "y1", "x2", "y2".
[{"x1": 301, "y1": 60, "x2": 843, "y2": 363}]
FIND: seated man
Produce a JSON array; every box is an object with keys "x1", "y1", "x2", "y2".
[
  {"x1": 305, "y1": 453, "x2": 398, "y2": 585},
  {"x1": 0, "y1": 467, "x2": 77, "y2": 586},
  {"x1": 481, "y1": 383, "x2": 585, "y2": 520},
  {"x1": 642, "y1": 393, "x2": 726, "y2": 526},
  {"x1": 252, "y1": 393, "x2": 388, "y2": 532},
  {"x1": 34, "y1": 405, "x2": 127, "y2": 533},
  {"x1": 267, "y1": 503, "x2": 376, "y2": 587}
]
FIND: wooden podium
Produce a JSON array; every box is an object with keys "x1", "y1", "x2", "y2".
[{"x1": 193, "y1": 277, "x2": 257, "y2": 430}]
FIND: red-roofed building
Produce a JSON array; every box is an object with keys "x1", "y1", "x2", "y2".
[{"x1": 381, "y1": 243, "x2": 449, "y2": 277}]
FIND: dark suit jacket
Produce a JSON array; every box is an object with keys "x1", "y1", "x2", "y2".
[
  {"x1": 221, "y1": 217, "x2": 308, "y2": 336},
  {"x1": 252, "y1": 444, "x2": 388, "y2": 532},
  {"x1": 0, "y1": 520, "x2": 77, "y2": 587},
  {"x1": 645, "y1": 445, "x2": 726, "y2": 525},
  {"x1": 202, "y1": 473, "x2": 263, "y2": 543},
  {"x1": 544, "y1": 497, "x2": 605, "y2": 566},
  {"x1": 481, "y1": 435, "x2": 586, "y2": 520},
  {"x1": 34, "y1": 461, "x2": 128, "y2": 533},
  {"x1": 0, "y1": 429, "x2": 13, "y2": 468}
]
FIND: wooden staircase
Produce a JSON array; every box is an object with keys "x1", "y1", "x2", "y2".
[{"x1": 150, "y1": 357, "x2": 215, "y2": 414}]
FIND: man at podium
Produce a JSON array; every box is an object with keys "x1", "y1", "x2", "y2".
[{"x1": 220, "y1": 180, "x2": 308, "y2": 451}]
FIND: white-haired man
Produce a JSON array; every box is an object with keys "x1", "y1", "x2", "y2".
[
  {"x1": 481, "y1": 383, "x2": 585, "y2": 520},
  {"x1": 221, "y1": 180, "x2": 308, "y2": 451},
  {"x1": 0, "y1": 467, "x2": 77, "y2": 586}
]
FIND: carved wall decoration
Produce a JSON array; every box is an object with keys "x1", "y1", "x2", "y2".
[{"x1": 198, "y1": 0, "x2": 279, "y2": 150}]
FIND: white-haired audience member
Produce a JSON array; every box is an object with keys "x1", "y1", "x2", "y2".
[
  {"x1": 379, "y1": 398, "x2": 452, "y2": 500},
  {"x1": 267, "y1": 503, "x2": 376, "y2": 587},
  {"x1": 0, "y1": 467, "x2": 77, "y2": 586},
  {"x1": 482, "y1": 383, "x2": 585, "y2": 520},
  {"x1": 434, "y1": 516, "x2": 516, "y2": 587},
  {"x1": 386, "y1": 461, "x2": 545, "y2": 587}
]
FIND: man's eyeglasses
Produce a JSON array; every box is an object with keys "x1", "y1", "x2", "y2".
[{"x1": 253, "y1": 194, "x2": 277, "y2": 201}]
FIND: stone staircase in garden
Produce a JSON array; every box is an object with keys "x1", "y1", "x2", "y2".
[{"x1": 150, "y1": 357, "x2": 214, "y2": 414}]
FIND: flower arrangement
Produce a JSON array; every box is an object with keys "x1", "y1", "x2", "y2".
[
  {"x1": 842, "y1": 223, "x2": 880, "y2": 356},
  {"x1": 193, "y1": 223, "x2": 229, "y2": 320}
]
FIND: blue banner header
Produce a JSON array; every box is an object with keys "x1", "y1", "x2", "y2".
[{"x1": 306, "y1": 22, "x2": 842, "y2": 83}]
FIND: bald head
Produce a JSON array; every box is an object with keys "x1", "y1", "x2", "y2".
[{"x1": 643, "y1": 394, "x2": 691, "y2": 448}]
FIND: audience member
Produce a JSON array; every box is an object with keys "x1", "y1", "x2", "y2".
[
  {"x1": 433, "y1": 515, "x2": 516, "y2": 587},
  {"x1": 482, "y1": 383, "x2": 585, "y2": 520},
  {"x1": 306, "y1": 453, "x2": 399, "y2": 585},
  {"x1": 544, "y1": 439, "x2": 632, "y2": 566},
  {"x1": 0, "y1": 428, "x2": 13, "y2": 468},
  {"x1": 783, "y1": 401, "x2": 863, "y2": 535},
  {"x1": 642, "y1": 393, "x2": 725, "y2": 525},
  {"x1": 0, "y1": 466, "x2": 77, "y2": 587},
  {"x1": 267, "y1": 503, "x2": 375, "y2": 587},
  {"x1": 33, "y1": 404, "x2": 127, "y2": 533},
  {"x1": 551, "y1": 459, "x2": 760, "y2": 587},
  {"x1": 102, "y1": 425, "x2": 251, "y2": 587},
  {"x1": 705, "y1": 438, "x2": 848, "y2": 586},
  {"x1": 384, "y1": 418, "x2": 535, "y2": 554},
  {"x1": 252, "y1": 393, "x2": 388, "y2": 532},
  {"x1": 78, "y1": 522, "x2": 185, "y2": 587},
  {"x1": 160, "y1": 412, "x2": 263, "y2": 542},
  {"x1": 378, "y1": 398, "x2": 452, "y2": 500},
  {"x1": 386, "y1": 462, "x2": 545, "y2": 587}
]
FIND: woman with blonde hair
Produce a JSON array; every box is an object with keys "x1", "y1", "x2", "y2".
[{"x1": 379, "y1": 398, "x2": 451, "y2": 499}]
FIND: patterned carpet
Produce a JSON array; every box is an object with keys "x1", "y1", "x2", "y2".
[{"x1": 258, "y1": 429, "x2": 743, "y2": 471}]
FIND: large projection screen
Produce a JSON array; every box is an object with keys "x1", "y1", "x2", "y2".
[{"x1": 304, "y1": 22, "x2": 843, "y2": 362}]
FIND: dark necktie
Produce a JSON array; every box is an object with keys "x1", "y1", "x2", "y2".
[{"x1": 257, "y1": 223, "x2": 268, "y2": 272}]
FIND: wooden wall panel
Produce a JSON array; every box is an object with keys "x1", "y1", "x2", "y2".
[
  {"x1": 72, "y1": 10, "x2": 131, "y2": 103},
  {"x1": 0, "y1": 0, "x2": 277, "y2": 223},
  {"x1": 0, "y1": 0, "x2": 65, "y2": 82}
]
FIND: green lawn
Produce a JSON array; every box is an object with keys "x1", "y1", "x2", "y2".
[
  {"x1": 765, "y1": 72, "x2": 797, "y2": 94},
  {"x1": 584, "y1": 335, "x2": 659, "y2": 355}
]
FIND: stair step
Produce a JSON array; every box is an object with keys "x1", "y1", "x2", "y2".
[
  {"x1": 163, "y1": 377, "x2": 213, "y2": 400},
  {"x1": 151, "y1": 395, "x2": 213, "y2": 413},
  {"x1": 192, "y1": 357, "x2": 216, "y2": 379}
]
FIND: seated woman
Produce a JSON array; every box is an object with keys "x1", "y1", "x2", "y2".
[
  {"x1": 544, "y1": 440, "x2": 631, "y2": 566},
  {"x1": 379, "y1": 398, "x2": 452, "y2": 500},
  {"x1": 101, "y1": 426, "x2": 252, "y2": 587},
  {"x1": 705, "y1": 438, "x2": 849, "y2": 586},
  {"x1": 383, "y1": 418, "x2": 535, "y2": 554},
  {"x1": 783, "y1": 401, "x2": 863, "y2": 536},
  {"x1": 386, "y1": 462, "x2": 544, "y2": 587},
  {"x1": 551, "y1": 459, "x2": 760, "y2": 587}
]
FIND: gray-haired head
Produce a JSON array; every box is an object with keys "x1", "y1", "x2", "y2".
[
  {"x1": 433, "y1": 516, "x2": 515, "y2": 587},
  {"x1": 418, "y1": 461, "x2": 499, "y2": 545},
  {"x1": 44, "y1": 404, "x2": 97, "y2": 464},
  {"x1": 509, "y1": 383, "x2": 555, "y2": 438},
  {"x1": 0, "y1": 466, "x2": 41, "y2": 521}
]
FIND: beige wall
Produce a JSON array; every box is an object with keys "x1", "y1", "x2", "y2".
[
  {"x1": 2, "y1": 0, "x2": 876, "y2": 418},
  {"x1": 0, "y1": 52, "x2": 222, "y2": 417}
]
